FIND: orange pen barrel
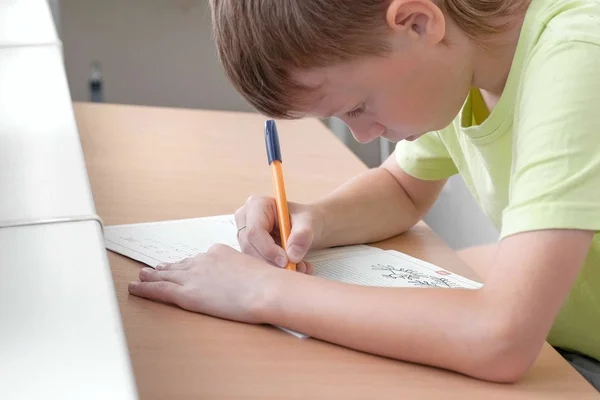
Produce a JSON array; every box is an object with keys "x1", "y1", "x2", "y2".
[
  {"x1": 265, "y1": 120, "x2": 296, "y2": 271},
  {"x1": 271, "y1": 160, "x2": 295, "y2": 271}
]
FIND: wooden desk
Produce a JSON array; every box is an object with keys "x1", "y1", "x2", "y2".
[{"x1": 75, "y1": 102, "x2": 598, "y2": 399}]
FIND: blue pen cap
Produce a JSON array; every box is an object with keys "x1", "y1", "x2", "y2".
[{"x1": 265, "y1": 119, "x2": 282, "y2": 164}]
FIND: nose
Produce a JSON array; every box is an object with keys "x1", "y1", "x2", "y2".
[{"x1": 347, "y1": 122, "x2": 385, "y2": 144}]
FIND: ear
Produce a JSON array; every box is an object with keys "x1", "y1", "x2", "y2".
[{"x1": 385, "y1": 0, "x2": 446, "y2": 44}]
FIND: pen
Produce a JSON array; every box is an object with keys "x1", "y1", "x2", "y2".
[{"x1": 265, "y1": 120, "x2": 296, "y2": 271}]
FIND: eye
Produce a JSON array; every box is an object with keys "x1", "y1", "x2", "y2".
[{"x1": 346, "y1": 103, "x2": 366, "y2": 118}]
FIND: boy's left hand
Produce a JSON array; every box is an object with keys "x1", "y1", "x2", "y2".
[{"x1": 127, "y1": 244, "x2": 279, "y2": 324}]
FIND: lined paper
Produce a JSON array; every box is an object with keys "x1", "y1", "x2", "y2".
[
  {"x1": 104, "y1": 215, "x2": 240, "y2": 267},
  {"x1": 313, "y1": 250, "x2": 481, "y2": 289}
]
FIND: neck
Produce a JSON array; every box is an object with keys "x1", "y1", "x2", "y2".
[{"x1": 470, "y1": 14, "x2": 527, "y2": 96}]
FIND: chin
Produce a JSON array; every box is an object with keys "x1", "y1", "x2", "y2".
[{"x1": 383, "y1": 131, "x2": 423, "y2": 142}]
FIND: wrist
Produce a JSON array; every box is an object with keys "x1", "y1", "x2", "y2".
[
  {"x1": 249, "y1": 268, "x2": 286, "y2": 324},
  {"x1": 308, "y1": 201, "x2": 328, "y2": 249}
]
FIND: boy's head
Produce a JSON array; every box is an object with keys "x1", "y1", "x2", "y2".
[{"x1": 209, "y1": 0, "x2": 523, "y2": 143}]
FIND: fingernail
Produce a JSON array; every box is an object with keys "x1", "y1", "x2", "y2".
[
  {"x1": 156, "y1": 263, "x2": 167, "y2": 270},
  {"x1": 275, "y1": 254, "x2": 288, "y2": 268},
  {"x1": 128, "y1": 281, "x2": 138, "y2": 290}
]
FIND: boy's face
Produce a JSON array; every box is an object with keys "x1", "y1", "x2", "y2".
[{"x1": 294, "y1": 29, "x2": 473, "y2": 144}]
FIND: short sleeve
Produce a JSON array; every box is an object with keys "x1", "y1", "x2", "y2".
[
  {"x1": 501, "y1": 40, "x2": 600, "y2": 238},
  {"x1": 394, "y1": 130, "x2": 458, "y2": 181}
]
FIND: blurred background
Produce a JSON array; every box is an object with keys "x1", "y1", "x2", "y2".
[{"x1": 48, "y1": 0, "x2": 498, "y2": 250}]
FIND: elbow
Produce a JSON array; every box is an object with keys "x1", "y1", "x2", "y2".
[
  {"x1": 471, "y1": 353, "x2": 533, "y2": 384},
  {"x1": 461, "y1": 319, "x2": 541, "y2": 384}
]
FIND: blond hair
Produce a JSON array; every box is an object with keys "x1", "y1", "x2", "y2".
[{"x1": 209, "y1": 0, "x2": 525, "y2": 118}]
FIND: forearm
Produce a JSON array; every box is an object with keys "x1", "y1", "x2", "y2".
[
  {"x1": 258, "y1": 271, "x2": 526, "y2": 382},
  {"x1": 311, "y1": 167, "x2": 420, "y2": 248}
]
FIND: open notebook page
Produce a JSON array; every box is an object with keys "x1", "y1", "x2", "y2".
[
  {"x1": 104, "y1": 215, "x2": 482, "y2": 338},
  {"x1": 104, "y1": 215, "x2": 240, "y2": 267}
]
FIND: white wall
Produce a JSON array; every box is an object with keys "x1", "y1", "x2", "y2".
[{"x1": 61, "y1": 0, "x2": 253, "y2": 112}]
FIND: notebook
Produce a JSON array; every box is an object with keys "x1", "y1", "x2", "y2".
[{"x1": 104, "y1": 214, "x2": 483, "y2": 338}]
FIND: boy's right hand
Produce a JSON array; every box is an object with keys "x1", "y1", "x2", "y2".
[{"x1": 234, "y1": 196, "x2": 320, "y2": 274}]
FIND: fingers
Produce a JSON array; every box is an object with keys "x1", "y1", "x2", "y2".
[
  {"x1": 235, "y1": 195, "x2": 275, "y2": 231},
  {"x1": 234, "y1": 196, "x2": 315, "y2": 271},
  {"x1": 295, "y1": 261, "x2": 308, "y2": 274},
  {"x1": 286, "y1": 225, "x2": 314, "y2": 263},
  {"x1": 304, "y1": 261, "x2": 315, "y2": 275},
  {"x1": 294, "y1": 261, "x2": 315, "y2": 275},
  {"x1": 128, "y1": 280, "x2": 184, "y2": 306},
  {"x1": 246, "y1": 227, "x2": 287, "y2": 267},
  {"x1": 139, "y1": 267, "x2": 187, "y2": 284},
  {"x1": 233, "y1": 200, "x2": 251, "y2": 228},
  {"x1": 237, "y1": 196, "x2": 288, "y2": 267}
]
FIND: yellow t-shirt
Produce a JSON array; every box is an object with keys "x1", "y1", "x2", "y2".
[{"x1": 395, "y1": 0, "x2": 600, "y2": 361}]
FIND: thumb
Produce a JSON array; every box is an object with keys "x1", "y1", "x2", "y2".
[{"x1": 285, "y1": 225, "x2": 313, "y2": 263}]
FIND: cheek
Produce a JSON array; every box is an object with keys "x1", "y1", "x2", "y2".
[
  {"x1": 369, "y1": 60, "x2": 437, "y2": 131},
  {"x1": 376, "y1": 72, "x2": 468, "y2": 133},
  {"x1": 414, "y1": 62, "x2": 472, "y2": 129},
  {"x1": 373, "y1": 91, "x2": 432, "y2": 132}
]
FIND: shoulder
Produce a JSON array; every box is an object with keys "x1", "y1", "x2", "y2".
[
  {"x1": 541, "y1": 0, "x2": 600, "y2": 45},
  {"x1": 521, "y1": 0, "x2": 600, "y2": 74}
]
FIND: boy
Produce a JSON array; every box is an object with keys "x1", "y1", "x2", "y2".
[{"x1": 128, "y1": 0, "x2": 600, "y2": 387}]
